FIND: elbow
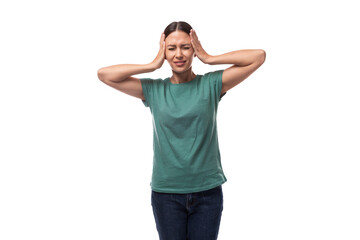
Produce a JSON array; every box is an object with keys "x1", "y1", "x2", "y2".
[
  {"x1": 97, "y1": 68, "x2": 107, "y2": 82},
  {"x1": 97, "y1": 67, "x2": 122, "y2": 83},
  {"x1": 257, "y1": 49, "x2": 266, "y2": 64},
  {"x1": 250, "y1": 49, "x2": 266, "y2": 68}
]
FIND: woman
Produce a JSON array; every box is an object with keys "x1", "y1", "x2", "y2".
[{"x1": 98, "y1": 21, "x2": 265, "y2": 240}]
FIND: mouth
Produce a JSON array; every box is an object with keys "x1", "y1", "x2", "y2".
[{"x1": 174, "y1": 60, "x2": 186, "y2": 67}]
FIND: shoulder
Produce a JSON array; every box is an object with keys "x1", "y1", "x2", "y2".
[
  {"x1": 199, "y1": 70, "x2": 226, "y2": 100},
  {"x1": 140, "y1": 77, "x2": 166, "y2": 84},
  {"x1": 140, "y1": 77, "x2": 168, "y2": 88},
  {"x1": 199, "y1": 70, "x2": 224, "y2": 87}
]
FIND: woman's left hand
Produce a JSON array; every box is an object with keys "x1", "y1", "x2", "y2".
[{"x1": 190, "y1": 29, "x2": 213, "y2": 64}]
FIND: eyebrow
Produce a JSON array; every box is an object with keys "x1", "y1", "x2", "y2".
[{"x1": 167, "y1": 44, "x2": 191, "y2": 47}]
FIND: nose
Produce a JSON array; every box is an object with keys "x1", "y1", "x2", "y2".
[{"x1": 175, "y1": 48, "x2": 183, "y2": 59}]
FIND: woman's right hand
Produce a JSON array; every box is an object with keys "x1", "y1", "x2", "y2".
[{"x1": 150, "y1": 33, "x2": 166, "y2": 70}]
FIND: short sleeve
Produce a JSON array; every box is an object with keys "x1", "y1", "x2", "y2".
[
  {"x1": 204, "y1": 70, "x2": 226, "y2": 102},
  {"x1": 140, "y1": 78, "x2": 152, "y2": 107}
]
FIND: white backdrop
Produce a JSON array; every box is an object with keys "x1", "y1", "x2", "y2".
[{"x1": 1, "y1": 0, "x2": 359, "y2": 239}]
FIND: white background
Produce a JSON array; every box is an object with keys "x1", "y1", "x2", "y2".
[{"x1": 1, "y1": 0, "x2": 359, "y2": 239}]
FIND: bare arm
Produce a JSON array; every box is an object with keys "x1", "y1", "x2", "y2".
[
  {"x1": 97, "y1": 33, "x2": 166, "y2": 100},
  {"x1": 97, "y1": 64, "x2": 154, "y2": 100},
  {"x1": 190, "y1": 30, "x2": 266, "y2": 94},
  {"x1": 208, "y1": 49, "x2": 266, "y2": 94}
]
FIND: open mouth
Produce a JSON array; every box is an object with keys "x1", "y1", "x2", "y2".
[{"x1": 174, "y1": 61, "x2": 186, "y2": 67}]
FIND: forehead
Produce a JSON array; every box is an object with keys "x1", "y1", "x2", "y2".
[{"x1": 165, "y1": 31, "x2": 191, "y2": 44}]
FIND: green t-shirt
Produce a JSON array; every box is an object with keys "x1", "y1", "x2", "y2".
[{"x1": 140, "y1": 70, "x2": 227, "y2": 193}]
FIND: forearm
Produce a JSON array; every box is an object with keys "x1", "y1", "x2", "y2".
[
  {"x1": 206, "y1": 49, "x2": 266, "y2": 67},
  {"x1": 97, "y1": 63, "x2": 156, "y2": 83}
]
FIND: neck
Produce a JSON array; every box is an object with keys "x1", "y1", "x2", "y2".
[{"x1": 170, "y1": 68, "x2": 196, "y2": 84}]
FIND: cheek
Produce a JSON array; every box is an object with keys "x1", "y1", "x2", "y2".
[
  {"x1": 165, "y1": 50, "x2": 172, "y2": 60},
  {"x1": 187, "y1": 49, "x2": 195, "y2": 57},
  {"x1": 187, "y1": 51, "x2": 195, "y2": 60}
]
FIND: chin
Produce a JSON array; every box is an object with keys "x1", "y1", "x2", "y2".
[
  {"x1": 170, "y1": 65, "x2": 192, "y2": 74},
  {"x1": 172, "y1": 69, "x2": 190, "y2": 74}
]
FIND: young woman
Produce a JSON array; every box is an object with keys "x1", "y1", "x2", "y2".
[{"x1": 98, "y1": 21, "x2": 265, "y2": 240}]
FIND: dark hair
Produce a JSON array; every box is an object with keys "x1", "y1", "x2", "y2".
[{"x1": 164, "y1": 21, "x2": 193, "y2": 39}]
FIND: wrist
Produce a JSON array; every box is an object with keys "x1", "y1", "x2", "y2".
[
  {"x1": 204, "y1": 54, "x2": 216, "y2": 65},
  {"x1": 146, "y1": 62, "x2": 159, "y2": 72}
]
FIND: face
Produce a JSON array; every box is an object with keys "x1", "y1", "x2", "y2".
[{"x1": 165, "y1": 30, "x2": 195, "y2": 73}]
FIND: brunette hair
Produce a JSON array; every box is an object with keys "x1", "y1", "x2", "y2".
[{"x1": 164, "y1": 21, "x2": 193, "y2": 39}]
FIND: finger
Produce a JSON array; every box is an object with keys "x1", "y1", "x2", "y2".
[
  {"x1": 191, "y1": 29, "x2": 198, "y2": 41},
  {"x1": 160, "y1": 33, "x2": 165, "y2": 45},
  {"x1": 161, "y1": 35, "x2": 166, "y2": 56},
  {"x1": 191, "y1": 39, "x2": 200, "y2": 52},
  {"x1": 190, "y1": 37, "x2": 197, "y2": 51},
  {"x1": 190, "y1": 30, "x2": 198, "y2": 46},
  {"x1": 190, "y1": 29, "x2": 195, "y2": 42}
]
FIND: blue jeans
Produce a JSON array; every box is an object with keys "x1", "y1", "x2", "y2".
[{"x1": 151, "y1": 185, "x2": 223, "y2": 240}]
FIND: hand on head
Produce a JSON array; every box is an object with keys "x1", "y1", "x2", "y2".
[
  {"x1": 150, "y1": 33, "x2": 166, "y2": 70},
  {"x1": 190, "y1": 29, "x2": 211, "y2": 64}
]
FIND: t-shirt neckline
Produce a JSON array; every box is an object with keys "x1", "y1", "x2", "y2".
[{"x1": 168, "y1": 75, "x2": 200, "y2": 86}]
